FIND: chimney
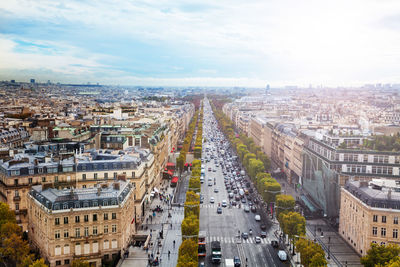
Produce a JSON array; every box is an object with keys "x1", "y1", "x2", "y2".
[{"x1": 113, "y1": 182, "x2": 120, "y2": 190}]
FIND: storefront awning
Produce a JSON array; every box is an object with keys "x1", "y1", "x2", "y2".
[
  {"x1": 167, "y1": 170, "x2": 173, "y2": 176},
  {"x1": 171, "y1": 177, "x2": 179, "y2": 183},
  {"x1": 167, "y1": 162, "x2": 175, "y2": 167}
]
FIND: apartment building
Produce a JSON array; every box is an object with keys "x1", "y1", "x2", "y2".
[
  {"x1": 302, "y1": 132, "x2": 400, "y2": 218},
  {"x1": 28, "y1": 180, "x2": 135, "y2": 266},
  {"x1": 339, "y1": 180, "x2": 400, "y2": 256}
]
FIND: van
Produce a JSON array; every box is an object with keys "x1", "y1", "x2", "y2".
[
  {"x1": 239, "y1": 189, "x2": 244, "y2": 196},
  {"x1": 255, "y1": 215, "x2": 261, "y2": 221},
  {"x1": 278, "y1": 250, "x2": 287, "y2": 261}
]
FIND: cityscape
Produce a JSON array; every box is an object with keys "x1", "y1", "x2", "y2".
[{"x1": 2, "y1": 1, "x2": 400, "y2": 267}]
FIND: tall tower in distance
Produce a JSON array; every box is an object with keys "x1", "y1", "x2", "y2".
[
  {"x1": 30, "y1": 78, "x2": 35, "y2": 84},
  {"x1": 265, "y1": 84, "x2": 270, "y2": 95}
]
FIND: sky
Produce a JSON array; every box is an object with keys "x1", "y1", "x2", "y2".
[{"x1": 1, "y1": 0, "x2": 400, "y2": 87}]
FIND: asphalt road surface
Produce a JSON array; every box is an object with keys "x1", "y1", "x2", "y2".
[{"x1": 199, "y1": 99, "x2": 289, "y2": 267}]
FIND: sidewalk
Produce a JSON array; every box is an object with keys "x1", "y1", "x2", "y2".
[{"x1": 120, "y1": 173, "x2": 191, "y2": 267}]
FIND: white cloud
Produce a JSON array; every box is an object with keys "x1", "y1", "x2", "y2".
[{"x1": 2, "y1": 0, "x2": 400, "y2": 86}]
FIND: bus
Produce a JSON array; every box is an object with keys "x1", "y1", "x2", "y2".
[{"x1": 198, "y1": 231, "x2": 206, "y2": 257}]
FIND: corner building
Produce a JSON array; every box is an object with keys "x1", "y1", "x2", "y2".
[{"x1": 28, "y1": 180, "x2": 135, "y2": 267}]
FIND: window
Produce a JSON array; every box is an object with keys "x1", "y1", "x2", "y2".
[
  {"x1": 55, "y1": 176, "x2": 59, "y2": 182},
  {"x1": 112, "y1": 224, "x2": 117, "y2": 233},
  {"x1": 372, "y1": 227, "x2": 377, "y2": 236},
  {"x1": 64, "y1": 217, "x2": 69, "y2": 224},
  {"x1": 84, "y1": 227, "x2": 89, "y2": 237},
  {"x1": 382, "y1": 216, "x2": 387, "y2": 223},
  {"x1": 56, "y1": 261, "x2": 61, "y2": 266},
  {"x1": 14, "y1": 190, "x2": 19, "y2": 197},
  {"x1": 55, "y1": 218, "x2": 60, "y2": 225},
  {"x1": 93, "y1": 214, "x2": 97, "y2": 222},
  {"x1": 82, "y1": 185, "x2": 86, "y2": 188},
  {"x1": 93, "y1": 226, "x2": 98, "y2": 235},
  {"x1": 94, "y1": 173, "x2": 98, "y2": 180},
  {"x1": 75, "y1": 228, "x2": 80, "y2": 238},
  {"x1": 112, "y1": 213, "x2": 116, "y2": 220},
  {"x1": 104, "y1": 213, "x2": 108, "y2": 220},
  {"x1": 104, "y1": 173, "x2": 108, "y2": 179},
  {"x1": 395, "y1": 217, "x2": 398, "y2": 225},
  {"x1": 381, "y1": 228, "x2": 386, "y2": 237},
  {"x1": 64, "y1": 230, "x2": 69, "y2": 238},
  {"x1": 394, "y1": 229, "x2": 398, "y2": 239},
  {"x1": 82, "y1": 174, "x2": 86, "y2": 180},
  {"x1": 75, "y1": 216, "x2": 80, "y2": 223},
  {"x1": 84, "y1": 215, "x2": 89, "y2": 222},
  {"x1": 373, "y1": 215, "x2": 378, "y2": 222},
  {"x1": 64, "y1": 260, "x2": 70, "y2": 265},
  {"x1": 42, "y1": 177, "x2": 46, "y2": 182},
  {"x1": 55, "y1": 230, "x2": 60, "y2": 239},
  {"x1": 132, "y1": 172, "x2": 135, "y2": 178},
  {"x1": 104, "y1": 225, "x2": 108, "y2": 234},
  {"x1": 114, "y1": 172, "x2": 117, "y2": 179},
  {"x1": 15, "y1": 203, "x2": 19, "y2": 210},
  {"x1": 14, "y1": 179, "x2": 18, "y2": 186},
  {"x1": 28, "y1": 178, "x2": 32, "y2": 184}
]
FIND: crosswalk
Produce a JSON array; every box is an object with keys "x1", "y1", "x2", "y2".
[
  {"x1": 200, "y1": 204, "x2": 242, "y2": 209},
  {"x1": 205, "y1": 236, "x2": 271, "y2": 244}
]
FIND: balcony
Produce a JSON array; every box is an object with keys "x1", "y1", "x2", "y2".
[
  {"x1": 70, "y1": 233, "x2": 103, "y2": 241},
  {"x1": 13, "y1": 195, "x2": 21, "y2": 202},
  {"x1": 15, "y1": 209, "x2": 27, "y2": 215},
  {"x1": 73, "y1": 251, "x2": 102, "y2": 259}
]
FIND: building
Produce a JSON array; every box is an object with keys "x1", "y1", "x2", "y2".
[
  {"x1": 302, "y1": 131, "x2": 400, "y2": 219},
  {"x1": 339, "y1": 180, "x2": 400, "y2": 256},
  {"x1": 28, "y1": 180, "x2": 135, "y2": 266}
]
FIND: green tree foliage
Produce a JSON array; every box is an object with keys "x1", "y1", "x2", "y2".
[
  {"x1": 280, "y1": 212, "x2": 306, "y2": 240},
  {"x1": 243, "y1": 153, "x2": 256, "y2": 170},
  {"x1": 194, "y1": 146, "x2": 202, "y2": 159},
  {"x1": 361, "y1": 243, "x2": 400, "y2": 267},
  {"x1": 177, "y1": 239, "x2": 198, "y2": 266},
  {"x1": 276, "y1": 194, "x2": 295, "y2": 220},
  {"x1": 0, "y1": 203, "x2": 16, "y2": 227},
  {"x1": 71, "y1": 259, "x2": 90, "y2": 267},
  {"x1": 248, "y1": 158, "x2": 264, "y2": 181},
  {"x1": 181, "y1": 215, "x2": 199, "y2": 241},
  {"x1": 186, "y1": 191, "x2": 200, "y2": 202},
  {"x1": 29, "y1": 259, "x2": 48, "y2": 267},
  {"x1": 296, "y1": 238, "x2": 327, "y2": 267}
]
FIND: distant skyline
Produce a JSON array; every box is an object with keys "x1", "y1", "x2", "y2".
[{"x1": 2, "y1": 0, "x2": 400, "y2": 87}]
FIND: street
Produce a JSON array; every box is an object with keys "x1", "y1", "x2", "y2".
[{"x1": 199, "y1": 99, "x2": 289, "y2": 267}]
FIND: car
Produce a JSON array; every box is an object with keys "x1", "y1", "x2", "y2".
[
  {"x1": 210, "y1": 197, "x2": 215, "y2": 203},
  {"x1": 260, "y1": 231, "x2": 267, "y2": 238},
  {"x1": 250, "y1": 206, "x2": 257, "y2": 213},
  {"x1": 213, "y1": 169, "x2": 216, "y2": 172},
  {"x1": 214, "y1": 188, "x2": 219, "y2": 193},
  {"x1": 278, "y1": 250, "x2": 287, "y2": 261},
  {"x1": 229, "y1": 193, "x2": 234, "y2": 199},
  {"x1": 241, "y1": 232, "x2": 248, "y2": 239},
  {"x1": 255, "y1": 236, "x2": 261, "y2": 243},
  {"x1": 235, "y1": 195, "x2": 240, "y2": 201},
  {"x1": 260, "y1": 224, "x2": 267, "y2": 230},
  {"x1": 208, "y1": 177, "x2": 212, "y2": 181},
  {"x1": 271, "y1": 240, "x2": 279, "y2": 248},
  {"x1": 234, "y1": 256, "x2": 241, "y2": 267},
  {"x1": 222, "y1": 200, "x2": 227, "y2": 207},
  {"x1": 255, "y1": 215, "x2": 261, "y2": 221},
  {"x1": 231, "y1": 201, "x2": 237, "y2": 206},
  {"x1": 208, "y1": 167, "x2": 212, "y2": 171},
  {"x1": 198, "y1": 262, "x2": 205, "y2": 267},
  {"x1": 217, "y1": 207, "x2": 222, "y2": 214},
  {"x1": 244, "y1": 206, "x2": 250, "y2": 212},
  {"x1": 241, "y1": 198, "x2": 246, "y2": 203},
  {"x1": 208, "y1": 182, "x2": 213, "y2": 186},
  {"x1": 200, "y1": 198, "x2": 204, "y2": 204}
]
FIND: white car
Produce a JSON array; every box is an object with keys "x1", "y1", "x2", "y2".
[
  {"x1": 255, "y1": 215, "x2": 261, "y2": 221},
  {"x1": 210, "y1": 197, "x2": 215, "y2": 203},
  {"x1": 221, "y1": 200, "x2": 227, "y2": 207},
  {"x1": 255, "y1": 236, "x2": 261, "y2": 243},
  {"x1": 278, "y1": 250, "x2": 287, "y2": 261}
]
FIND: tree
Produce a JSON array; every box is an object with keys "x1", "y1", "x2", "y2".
[
  {"x1": 178, "y1": 239, "x2": 198, "y2": 263},
  {"x1": 29, "y1": 259, "x2": 48, "y2": 267},
  {"x1": 263, "y1": 180, "x2": 281, "y2": 204},
  {"x1": 71, "y1": 259, "x2": 90, "y2": 267},
  {"x1": 184, "y1": 201, "x2": 200, "y2": 219},
  {"x1": 186, "y1": 191, "x2": 200, "y2": 202},
  {"x1": 0, "y1": 233, "x2": 30, "y2": 265},
  {"x1": 381, "y1": 257, "x2": 400, "y2": 267},
  {"x1": 188, "y1": 178, "x2": 200, "y2": 192},
  {"x1": 361, "y1": 243, "x2": 400, "y2": 267},
  {"x1": 181, "y1": 215, "x2": 199, "y2": 240},
  {"x1": 296, "y1": 238, "x2": 327, "y2": 267},
  {"x1": 280, "y1": 212, "x2": 306, "y2": 241},
  {"x1": 243, "y1": 153, "x2": 256, "y2": 170},
  {"x1": 248, "y1": 158, "x2": 264, "y2": 181},
  {"x1": 176, "y1": 153, "x2": 185, "y2": 174},
  {"x1": 0, "y1": 203, "x2": 16, "y2": 227},
  {"x1": 276, "y1": 194, "x2": 295, "y2": 221},
  {"x1": 194, "y1": 146, "x2": 202, "y2": 159}
]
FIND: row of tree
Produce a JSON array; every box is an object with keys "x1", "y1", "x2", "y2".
[
  {"x1": 177, "y1": 105, "x2": 204, "y2": 267},
  {"x1": 210, "y1": 98, "x2": 326, "y2": 267}
]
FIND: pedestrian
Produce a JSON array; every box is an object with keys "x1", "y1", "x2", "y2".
[
  {"x1": 168, "y1": 250, "x2": 170, "y2": 259},
  {"x1": 173, "y1": 240, "x2": 175, "y2": 248}
]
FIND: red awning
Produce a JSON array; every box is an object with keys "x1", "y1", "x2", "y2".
[
  {"x1": 168, "y1": 170, "x2": 173, "y2": 176},
  {"x1": 171, "y1": 177, "x2": 179, "y2": 183},
  {"x1": 184, "y1": 163, "x2": 189, "y2": 166},
  {"x1": 167, "y1": 162, "x2": 175, "y2": 167},
  {"x1": 189, "y1": 163, "x2": 192, "y2": 166}
]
